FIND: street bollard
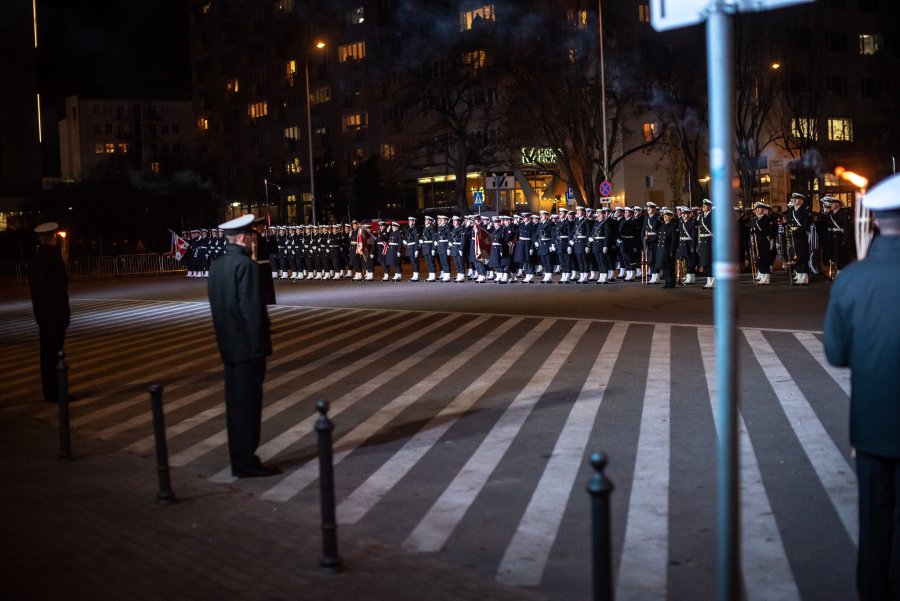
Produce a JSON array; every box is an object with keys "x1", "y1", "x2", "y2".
[
  {"x1": 149, "y1": 384, "x2": 177, "y2": 505},
  {"x1": 315, "y1": 399, "x2": 343, "y2": 573},
  {"x1": 587, "y1": 451, "x2": 614, "y2": 601},
  {"x1": 56, "y1": 350, "x2": 72, "y2": 462}
]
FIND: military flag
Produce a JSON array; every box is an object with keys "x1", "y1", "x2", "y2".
[
  {"x1": 473, "y1": 222, "x2": 492, "y2": 264},
  {"x1": 169, "y1": 229, "x2": 191, "y2": 261}
]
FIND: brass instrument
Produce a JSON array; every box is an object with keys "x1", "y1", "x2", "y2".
[
  {"x1": 676, "y1": 257, "x2": 686, "y2": 285},
  {"x1": 749, "y1": 230, "x2": 760, "y2": 284},
  {"x1": 783, "y1": 224, "x2": 798, "y2": 286}
]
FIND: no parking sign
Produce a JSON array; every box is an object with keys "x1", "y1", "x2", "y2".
[{"x1": 599, "y1": 181, "x2": 612, "y2": 197}]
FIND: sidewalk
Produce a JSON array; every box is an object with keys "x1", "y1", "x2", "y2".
[{"x1": 0, "y1": 411, "x2": 548, "y2": 601}]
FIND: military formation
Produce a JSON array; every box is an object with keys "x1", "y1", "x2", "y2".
[{"x1": 177, "y1": 193, "x2": 857, "y2": 288}]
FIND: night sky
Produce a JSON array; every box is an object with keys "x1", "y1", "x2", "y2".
[{"x1": 38, "y1": 0, "x2": 191, "y2": 174}]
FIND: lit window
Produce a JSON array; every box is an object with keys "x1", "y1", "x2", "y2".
[
  {"x1": 639, "y1": 3, "x2": 651, "y2": 23},
  {"x1": 338, "y1": 41, "x2": 366, "y2": 63},
  {"x1": 247, "y1": 101, "x2": 269, "y2": 119},
  {"x1": 642, "y1": 123, "x2": 657, "y2": 141},
  {"x1": 460, "y1": 4, "x2": 495, "y2": 31},
  {"x1": 791, "y1": 118, "x2": 818, "y2": 140},
  {"x1": 117, "y1": 143, "x2": 128, "y2": 153},
  {"x1": 275, "y1": 0, "x2": 294, "y2": 14},
  {"x1": 348, "y1": 6, "x2": 364, "y2": 25},
  {"x1": 566, "y1": 9, "x2": 588, "y2": 29},
  {"x1": 226, "y1": 78, "x2": 239, "y2": 93},
  {"x1": 342, "y1": 112, "x2": 367, "y2": 132},
  {"x1": 105, "y1": 143, "x2": 115, "y2": 154},
  {"x1": 310, "y1": 86, "x2": 331, "y2": 105},
  {"x1": 315, "y1": 123, "x2": 327, "y2": 136},
  {"x1": 827, "y1": 118, "x2": 853, "y2": 142},
  {"x1": 284, "y1": 157, "x2": 302, "y2": 174},
  {"x1": 94, "y1": 143, "x2": 105, "y2": 154},
  {"x1": 198, "y1": 117, "x2": 209, "y2": 131},
  {"x1": 464, "y1": 50, "x2": 486, "y2": 75},
  {"x1": 859, "y1": 34, "x2": 882, "y2": 55},
  {"x1": 381, "y1": 144, "x2": 396, "y2": 160},
  {"x1": 284, "y1": 126, "x2": 300, "y2": 140},
  {"x1": 285, "y1": 60, "x2": 296, "y2": 86},
  {"x1": 151, "y1": 161, "x2": 160, "y2": 174}
]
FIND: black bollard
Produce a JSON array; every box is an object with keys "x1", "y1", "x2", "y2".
[
  {"x1": 56, "y1": 350, "x2": 72, "y2": 462},
  {"x1": 315, "y1": 399, "x2": 343, "y2": 572},
  {"x1": 149, "y1": 384, "x2": 177, "y2": 505},
  {"x1": 587, "y1": 451, "x2": 614, "y2": 601}
]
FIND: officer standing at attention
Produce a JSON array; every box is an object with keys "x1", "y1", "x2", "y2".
[
  {"x1": 824, "y1": 173, "x2": 900, "y2": 601},
  {"x1": 28, "y1": 222, "x2": 71, "y2": 403},
  {"x1": 656, "y1": 208, "x2": 679, "y2": 288},
  {"x1": 208, "y1": 214, "x2": 280, "y2": 479}
]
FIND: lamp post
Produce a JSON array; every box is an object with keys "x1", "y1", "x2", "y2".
[{"x1": 304, "y1": 41, "x2": 326, "y2": 225}]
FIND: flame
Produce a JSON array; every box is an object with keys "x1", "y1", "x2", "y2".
[{"x1": 834, "y1": 166, "x2": 868, "y2": 190}]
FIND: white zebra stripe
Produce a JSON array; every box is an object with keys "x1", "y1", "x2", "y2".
[
  {"x1": 403, "y1": 322, "x2": 590, "y2": 553},
  {"x1": 124, "y1": 310, "x2": 419, "y2": 454},
  {"x1": 258, "y1": 315, "x2": 518, "y2": 500},
  {"x1": 697, "y1": 327, "x2": 800, "y2": 601},
  {"x1": 793, "y1": 332, "x2": 850, "y2": 397},
  {"x1": 337, "y1": 318, "x2": 557, "y2": 525},
  {"x1": 497, "y1": 323, "x2": 628, "y2": 586},
  {"x1": 614, "y1": 325, "x2": 671, "y2": 601},
  {"x1": 743, "y1": 329, "x2": 858, "y2": 546}
]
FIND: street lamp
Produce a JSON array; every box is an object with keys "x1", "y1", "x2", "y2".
[{"x1": 304, "y1": 40, "x2": 326, "y2": 225}]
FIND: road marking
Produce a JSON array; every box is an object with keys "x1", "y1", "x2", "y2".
[
  {"x1": 496, "y1": 323, "x2": 627, "y2": 586},
  {"x1": 126, "y1": 310, "x2": 416, "y2": 455},
  {"x1": 403, "y1": 322, "x2": 590, "y2": 553},
  {"x1": 337, "y1": 319, "x2": 557, "y2": 524},
  {"x1": 793, "y1": 332, "x2": 850, "y2": 397},
  {"x1": 615, "y1": 325, "x2": 671, "y2": 601},
  {"x1": 743, "y1": 329, "x2": 858, "y2": 546},
  {"x1": 697, "y1": 327, "x2": 800, "y2": 601},
  {"x1": 259, "y1": 315, "x2": 517, "y2": 500}
]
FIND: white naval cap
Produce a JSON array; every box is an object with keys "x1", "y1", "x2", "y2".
[
  {"x1": 863, "y1": 173, "x2": 900, "y2": 213},
  {"x1": 218, "y1": 214, "x2": 256, "y2": 233},
  {"x1": 34, "y1": 222, "x2": 59, "y2": 234}
]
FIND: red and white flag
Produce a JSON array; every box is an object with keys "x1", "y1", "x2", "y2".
[
  {"x1": 169, "y1": 230, "x2": 191, "y2": 261},
  {"x1": 473, "y1": 222, "x2": 492, "y2": 264}
]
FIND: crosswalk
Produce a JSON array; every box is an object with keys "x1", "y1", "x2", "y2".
[{"x1": 0, "y1": 298, "x2": 857, "y2": 600}]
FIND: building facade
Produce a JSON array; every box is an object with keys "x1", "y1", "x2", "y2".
[{"x1": 58, "y1": 96, "x2": 195, "y2": 182}]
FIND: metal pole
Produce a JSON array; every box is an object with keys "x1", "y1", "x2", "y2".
[
  {"x1": 56, "y1": 350, "x2": 72, "y2": 462},
  {"x1": 264, "y1": 178, "x2": 270, "y2": 222},
  {"x1": 304, "y1": 58, "x2": 317, "y2": 226},
  {"x1": 707, "y1": 6, "x2": 740, "y2": 600},
  {"x1": 149, "y1": 384, "x2": 177, "y2": 505},
  {"x1": 587, "y1": 452, "x2": 614, "y2": 601},
  {"x1": 315, "y1": 399, "x2": 342, "y2": 572},
  {"x1": 598, "y1": 1, "x2": 609, "y2": 181}
]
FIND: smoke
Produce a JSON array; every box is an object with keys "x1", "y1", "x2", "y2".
[{"x1": 787, "y1": 148, "x2": 826, "y2": 176}]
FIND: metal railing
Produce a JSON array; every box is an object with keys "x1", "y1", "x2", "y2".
[{"x1": 1, "y1": 253, "x2": 185, "y2": 285}]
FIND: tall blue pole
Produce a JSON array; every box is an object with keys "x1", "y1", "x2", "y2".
[{"x1": 707, "y1": 5, "x2": 740, "y2": 600}]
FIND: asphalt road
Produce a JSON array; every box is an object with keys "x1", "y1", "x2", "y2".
[{"x1": 0, "y1": 272, "x2": 850, "y2": 601}]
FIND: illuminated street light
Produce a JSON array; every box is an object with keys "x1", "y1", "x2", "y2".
[{"x1": 305, "y1": 41, "x2": 327, "y2": 225}]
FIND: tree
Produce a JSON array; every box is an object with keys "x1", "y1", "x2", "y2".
[
  {"x1": 494, "y1": 1, "x2": 667, "y2": 208},
  {"x1": 733, "y1": 12, "x2": 785, "y2": 206}
]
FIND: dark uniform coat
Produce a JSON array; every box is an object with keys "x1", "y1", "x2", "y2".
[
  {"x1": 208, "y1": 242, "x2": 273, "y2": 473},
  {"x1": 824, "y1": 234, "x2": 900, "y2": 601}
]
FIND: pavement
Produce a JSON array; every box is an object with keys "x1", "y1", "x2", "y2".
[{"x1": 0, "y1": 410, "x2": 546, "y2": 601}]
